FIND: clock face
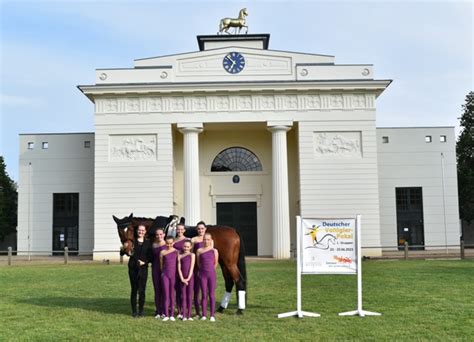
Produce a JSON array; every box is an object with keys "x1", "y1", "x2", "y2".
[{"x1": 223, "y1": 52, "x2": 245, "y2": 74}]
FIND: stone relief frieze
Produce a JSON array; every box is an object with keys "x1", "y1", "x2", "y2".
[
  {"x1": 109, "y1": 135, "x2": 157, "y2": 161},
  {"x1": 352, "y1": 94, "x2": 366, "y2": 108},
  {"x1": 303, "y1": 95, "x2": 321, "y2": 109},
  {"x1": 260, "y1": 95, "x2": 275, "y2": 110},
  {"x1": 125, "y1": 98, "x2": 140, "y2": 112},
  {"x1": 313, "y1": 132, "x2": 362, "y2": 158},
  {"x1": 96, "y1": 94, "x2": 375, "y2": 114},
  {"x1": 330, "y1": 95, "x2": 343, "y2": 109},
  {"x1": 170, "y1": 97, "x2": 185, "y2": 111},
  {"x1": 148, "y1": 98, "x2": 163, "y2": 111}
]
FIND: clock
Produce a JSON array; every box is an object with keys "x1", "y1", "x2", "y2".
[{"x1": 223, "y1": 52, "x2": 245, "y2": 74}]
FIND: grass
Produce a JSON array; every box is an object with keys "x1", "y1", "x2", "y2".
[{"x1": 1, "y1": 259, "x2": 473, "y2": 341}]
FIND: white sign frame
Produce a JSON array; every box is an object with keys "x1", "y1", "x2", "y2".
[{"x1": 278, "y1": 215, "x2": 381, "y2": 318}]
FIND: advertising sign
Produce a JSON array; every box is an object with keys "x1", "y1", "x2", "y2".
[{"x1": 301, "y1": 218, "x2": 356, "y2": 274}]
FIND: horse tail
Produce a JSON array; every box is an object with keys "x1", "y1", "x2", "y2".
[{"x1": 235, "y1": 229, "x2": 247, "y2": 292}]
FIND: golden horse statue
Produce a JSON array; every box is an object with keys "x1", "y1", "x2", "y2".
[{"x1": 219, "y1": 8, "x2": 248, "y2": 35}]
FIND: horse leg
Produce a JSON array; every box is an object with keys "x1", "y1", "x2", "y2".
[
  {"x1": 228, "y1": 263, "x2": 245, "y2": 315},
  {"x1": 218, "y1": 20, "x2": 224, "y2": 35},
  {"x1": 217, "y1": 263, "x2": 234, "y2": 313}
]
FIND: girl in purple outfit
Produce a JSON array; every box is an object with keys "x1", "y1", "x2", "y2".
[
  {"x1": 160, "y1": 236, "x2": 178, "y2": 321},
  {"x1": 152, "y1": 228, "x2": 166, "y2": 319},
  {"x1": 173, "y1": 223, "x2": 186, "y2": 318},
  {"x1": 197, "y1": 232, "x2": 219, "y2": 322},
  {"x1": 173, "y1": 223, "x2": 186, "y2": 252},
  {"x1": 191, "y1": 221, "x2": 209, "y2": 317},
  {"x1": 178, "y1": 239, "x2": 195, "y2": 321}
]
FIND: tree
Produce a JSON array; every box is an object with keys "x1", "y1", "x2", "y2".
[
  {"x1": 456, "y1": 91, "x2": 474, "y2": 223},
  {"x1": 0, "y1": 156, "x2": 17, "y2": 241}
]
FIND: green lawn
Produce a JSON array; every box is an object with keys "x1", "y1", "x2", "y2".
[{"x1": 1, "y1": 260, "x2": 473, "y2": 341}]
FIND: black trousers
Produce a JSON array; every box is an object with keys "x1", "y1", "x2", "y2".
[{"x1": 128, "y1": 265, "x2": 148, "y2": 314}]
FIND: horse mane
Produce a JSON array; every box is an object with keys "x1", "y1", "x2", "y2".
[{"x1": 131, "y1": 216, "x2": 155, "y2": 222}]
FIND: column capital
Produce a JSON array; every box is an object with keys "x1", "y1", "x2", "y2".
[
  {"x1": 267, "y1": 121, "x2": 293, "y2": 133},
  {"x1": 178, "y1": 122, "x2": 203, "y2": 134}
]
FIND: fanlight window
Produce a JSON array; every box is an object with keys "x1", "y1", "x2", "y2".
[{"x1": 211, "y1": 147, "x2": 262, "y2": 172}]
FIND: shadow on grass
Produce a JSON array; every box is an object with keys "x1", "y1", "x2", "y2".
[
  {"x1": 17, "y1": 297, "x2": 129, "y2": 315},
  {"x1": 18, "y1": 297, "x2": 269, "y2": 315}
]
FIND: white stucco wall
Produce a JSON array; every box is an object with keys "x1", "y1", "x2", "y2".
[
  {"x1": 377, "y1": 127, "x2": 460, "y2": 248},
  {"x1": 17, "y1": 133, "x2": 94, "y2": 255},
  {"x1": 93, "y1": 117, "x2": 174, "y2": 259},
  {"x1": 298, "y1": 114, "x2": 382, "y2": 256}
]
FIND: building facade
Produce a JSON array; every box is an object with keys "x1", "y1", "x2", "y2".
[{"x1": 17, "y1": 34, "x2": 460, "y2": 259}]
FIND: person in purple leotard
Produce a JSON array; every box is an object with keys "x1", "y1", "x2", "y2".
[
  {"x1": 160, "y1": 236, "x2": 178, "y2": 321},
  {"x1": 191, "y1": 221, "x2": 209, "y2": 317},
  {"x1": 178, "y1": 239, "x2": 195, "y2": 321},
  {"x1": 173, "y1": 223, "x2": 186, "y2": 252},
  {"x1": 197, "y1": 232, "x2": 219, "y2": 322},
  {"x1": 152, "y1": 228, "x2": 166, "y2": 319},
  {"x1": 173, "y1": 223, "x2": 186, "y2": 318}
]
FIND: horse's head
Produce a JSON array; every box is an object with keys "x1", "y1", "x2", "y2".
[
  {"x1": 241, "y1": 8, "x2": 248, "y2": 17},
  {"x1": 113, "y1": 213, "x2": 134, "y2": 256}
]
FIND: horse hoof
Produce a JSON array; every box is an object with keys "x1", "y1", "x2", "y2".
[
  {"x1": 217, "y1": 306, "x2": 225, "y2": 313},
  {"x1": 236, "y1": 309, "x2": 243, "y2": 315}
]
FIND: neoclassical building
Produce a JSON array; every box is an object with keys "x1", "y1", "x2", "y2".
[{"x1": 17, "y1": 34, "x2": 460, "y2": 259}]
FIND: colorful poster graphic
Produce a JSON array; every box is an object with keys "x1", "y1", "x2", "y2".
[{"x1": 301, "y1": 218, "x2": 357, "y2": 274}]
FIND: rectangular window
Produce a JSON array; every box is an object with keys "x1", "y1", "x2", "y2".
[
  {"x1": 395, "y1": 187, "x2": 424, "y2": 249},
  {"x1": 425, "y1": 135, "x2": 432, "y2": 143},
  {"x1": 53, "y1": 193, "x2": 79, "y2": 255},
  {"x1": 27, "y1": 142, "x2": 34, "y2": 149},
  {"x1": 382, "y1": 136, "x2": 389, "y2": 143},
  {"x1": 440, "y1": 135, "x2": 447, "y2": 143},
  {"x1": 84, "y1": 141, "x2": 91, "y2": 148},
  {"x1": 42, "y1": 142, "x2": 49, "y2": 149}
]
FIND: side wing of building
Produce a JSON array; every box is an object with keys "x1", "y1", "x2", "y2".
[
  {"x1": 377, "y1": 127, "x2": 460, "y2": 249},
  {"x1": 17, "y1": 133, "x2": 94, "y2": 255}
]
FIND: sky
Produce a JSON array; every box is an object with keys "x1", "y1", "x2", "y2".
[{"x1": 1, "y1": 0, "x2": 472, "y2": 182}]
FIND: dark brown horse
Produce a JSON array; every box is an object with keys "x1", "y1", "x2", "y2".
[{"x1": 113, "y1": 213, "x2": 247, "y2": 314}]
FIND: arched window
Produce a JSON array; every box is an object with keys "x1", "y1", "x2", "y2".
[{"x1": 211, "y1": 147, "x2": 263, "y2": 172}]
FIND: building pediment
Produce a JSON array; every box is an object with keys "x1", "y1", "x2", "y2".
[
  {"x1": 80, "y1": 34, "x2": 390, "y2": 100},
  {"x1": 93, "y1": 45, "x2": 374, "y2": 85}
]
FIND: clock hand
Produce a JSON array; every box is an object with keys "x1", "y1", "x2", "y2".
[{"x1": 226, "y1": 55, "x2": 236, "y2": 65}]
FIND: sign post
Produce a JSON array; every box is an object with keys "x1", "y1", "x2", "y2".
[
  {"x1": 338, "y1": 215, "x2": 381, "y2": 317},
  {"x1": 278, "y1": 216, "x2": 320, "y2": 318}
]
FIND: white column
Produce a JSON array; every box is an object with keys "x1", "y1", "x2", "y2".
[
  {"x1": 178, "y1": 124, "x2": 203, "y2": 226},
  {"x1": 268, "y1": 122, "x2": 292, "y2": 259}
]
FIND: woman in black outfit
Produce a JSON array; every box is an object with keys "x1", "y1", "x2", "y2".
[{"x1": 128, "y1": 224, "x2": 152, "y2": 317}]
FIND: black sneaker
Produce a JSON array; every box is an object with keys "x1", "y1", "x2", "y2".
[
  {"x1": 132, "y1": 312, "x2": 138, "y2": 318},
  {"x1": 138, "y1": 311, "x2": 145, "y2": 318}
]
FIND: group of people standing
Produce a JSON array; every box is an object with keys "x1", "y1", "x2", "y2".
[{"x1": 127, "y1": 221, "x2": 219, "y2": 322}]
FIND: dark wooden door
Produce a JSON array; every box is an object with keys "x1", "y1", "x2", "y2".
[{"x1": 216, "y1": 202, "x2": 257, "y2": 256}]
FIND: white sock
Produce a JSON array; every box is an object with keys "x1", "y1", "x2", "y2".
[
  {"x1": 238, "y1": 290, "x2": 246, "y2": 310},
  {"x1": 220, "y1": 291, "x2": 232, "y2": 309}
]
